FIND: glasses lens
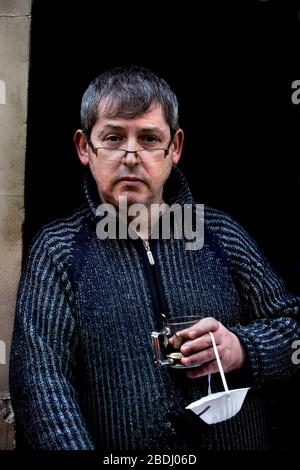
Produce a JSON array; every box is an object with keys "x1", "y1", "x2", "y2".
[
  {"x1": 137, "y1": 149, "x2": 166, "y2": 161},
  {"x1": 97, "y1": 148, "x2": 166, "y2": 161},
  {"x1": 98, "y1": 149, "x2": 126, "y2": 160}
]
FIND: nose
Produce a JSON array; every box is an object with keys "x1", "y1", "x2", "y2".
[{"x1": 122, "y1": 150, "x2": 140, "y2": 166}]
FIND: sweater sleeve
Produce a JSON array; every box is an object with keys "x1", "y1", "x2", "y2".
[
  {"x1": 207, "y1": 209, "x2": 300, "y2": 385},
  {"x1": 9, "y1": 231, "x2": 95, "y2": 450}
]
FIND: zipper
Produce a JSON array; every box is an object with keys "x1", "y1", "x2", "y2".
[
  {"x1": 139, "y1": 238, "x2": 166, "y2": 329},
  {"x1": 143, "y1": 240, "x2": 155, "y2": 265}
]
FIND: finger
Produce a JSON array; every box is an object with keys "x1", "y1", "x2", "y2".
[
  {"x1": 181, "y1": 345, "x2": 218, "y2": 368},
  {"x1": 176, "y1": 317, "x2": 219, "y2": 341},
  {"x1": 180, "y1": 332, "x2": 215, "y2": 355},
  {"x1": 168, "y1": 333, "x2": 183, "y2": 349},
  {"x1": 186, "y1": 359, "x2": 218, "y2": 379}
]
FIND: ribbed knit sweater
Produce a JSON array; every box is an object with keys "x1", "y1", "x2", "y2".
[{"x1": 10, "y1": 166, "x2": 300, "y2": 450}]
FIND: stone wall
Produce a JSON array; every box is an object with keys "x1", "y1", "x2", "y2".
[{"x1": 0, "y1": 0, "x2": 31, "y2": 450}]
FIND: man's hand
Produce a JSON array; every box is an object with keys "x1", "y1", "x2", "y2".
[{"x1": 169, "y1": 317, "x2": 246, "y2": 379}]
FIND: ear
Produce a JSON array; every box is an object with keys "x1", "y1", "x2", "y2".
[
  {"x1": 74, "y1": 129, "x2": 90, "y2": 166},
  {"x1": 171, "y1": 128, "x2": 184, "y2": 165}
]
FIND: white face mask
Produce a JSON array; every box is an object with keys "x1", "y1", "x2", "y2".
[{"x1": 186, "y1": 332, "x2": 250, "y2": 425}]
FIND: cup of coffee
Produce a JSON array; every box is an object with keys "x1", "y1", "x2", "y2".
[{"x1": 151, "y1": 315, "x2": 202, "y2": 369}]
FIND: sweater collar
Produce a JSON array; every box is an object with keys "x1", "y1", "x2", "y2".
[{"x1": 83, "y1": 165, "x2": 194, "y2": 219}]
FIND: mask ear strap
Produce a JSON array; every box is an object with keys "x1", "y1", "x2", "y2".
[
  {"x1": 207, "y1": 373, "x2": 211, "y2": 395},
  {"x1": 209, "y1": 331, "x2": 229, "y2": 393}
]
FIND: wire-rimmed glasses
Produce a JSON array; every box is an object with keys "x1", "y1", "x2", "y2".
[{"x1": 87, "y1": 139, "x2": 173, "y2": 162}]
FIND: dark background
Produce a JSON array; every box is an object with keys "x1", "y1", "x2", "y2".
[
  {"x1": 25, "y1": 0, "x2": 300, "y2": 450},
  {"x1": 26, "y1": 0, "x2": 300, "y2": 296}
]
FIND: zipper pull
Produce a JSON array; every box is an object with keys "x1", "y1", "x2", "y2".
[{"x1": 143, "y1": 240, "x2": 155, "y2": 265}]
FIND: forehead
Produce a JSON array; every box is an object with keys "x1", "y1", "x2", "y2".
[{"x1": 94, "y1": 101, "x2": 169, "y2": 131}]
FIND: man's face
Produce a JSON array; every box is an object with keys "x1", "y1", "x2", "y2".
[{"x1": 76, "y1": 102, "x2": 183, "y2": 210}]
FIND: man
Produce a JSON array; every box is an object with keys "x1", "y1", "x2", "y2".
[{"x1": 10, "y1": 66, "x2": 300, "y2": 450}]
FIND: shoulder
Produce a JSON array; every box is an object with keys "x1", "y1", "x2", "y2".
[
  {"x1": 203, "y1": 206, "x2": 260, "y2": 258},
  {"x1": 204, "y1": 206, "x2": 246, "y2": 232},
  {"x1": 27, "y1": 205, "x2": 91, "y2": 265}
]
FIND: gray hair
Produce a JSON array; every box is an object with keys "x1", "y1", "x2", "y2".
[{"x1": 80, "y1": 66, "x2": 179, "y2": 137}]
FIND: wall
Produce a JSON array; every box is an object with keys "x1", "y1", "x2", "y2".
[{"x1": 0, "y1": 0, "x2": 31, "y2": 450}]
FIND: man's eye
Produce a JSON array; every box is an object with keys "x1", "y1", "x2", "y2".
[
  {"x1": 105, "y1": 135, "x2": 121, "y2": 142},
  {"x1": 141, "y1": 136, "x2": 160, "y2": 145},
  {"x1": 103, "y1": 135, "x2": 123, "y2": 147}
]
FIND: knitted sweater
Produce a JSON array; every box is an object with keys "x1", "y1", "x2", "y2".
[{"x1": 10, "y1": 166, "x2": 300, "y2": 451}]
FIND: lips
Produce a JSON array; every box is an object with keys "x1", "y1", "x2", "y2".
[{"x1": 118, "y1": 176, "x2": 145, "y2": 183}]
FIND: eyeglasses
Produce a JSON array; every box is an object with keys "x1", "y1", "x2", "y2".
[{"x1": 87, "y1": 140, "x2": 173, "y2": 162}]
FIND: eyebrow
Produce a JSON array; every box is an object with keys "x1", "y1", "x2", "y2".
[{"x1": 97, "y1": 124, "x2": 166, "y2": 134}]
